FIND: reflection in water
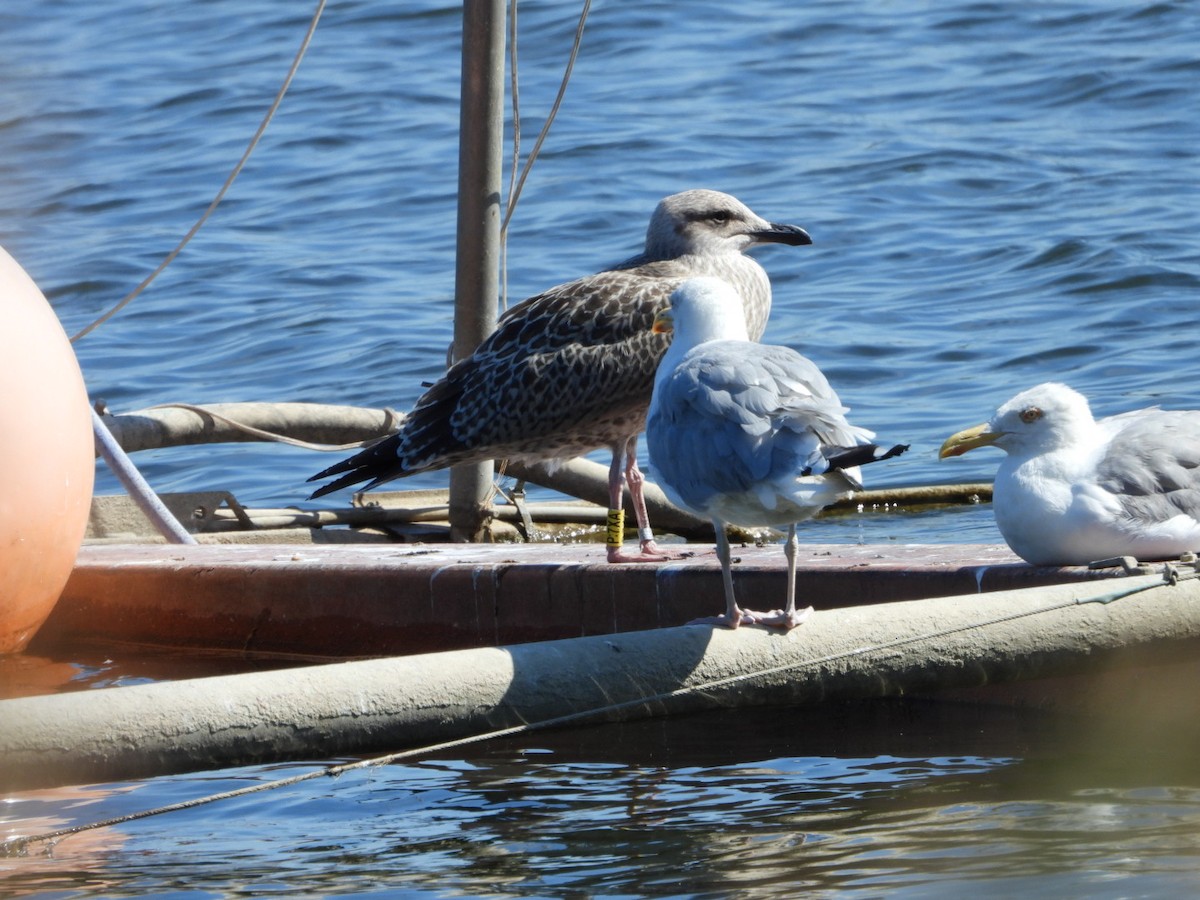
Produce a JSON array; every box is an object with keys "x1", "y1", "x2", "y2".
[
  {"x1": 1, "y1": 784, "x2": 136, "y2": 893},
  {"x1": 0, "y1": 647, "x2": 304, "y2": 700},
  {"x1": 4, "y1": 700, "x2": 1200, "y2": 897}
]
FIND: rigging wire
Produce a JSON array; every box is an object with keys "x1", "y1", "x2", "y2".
[
  {"x1": 68, "y1": 0, "x2": 590, "y2": 339},
  {"x1": 499, "y1": 0, "x2": 592, "y2": 309},
  {"x1": 69, "y1": 0, "x2": 328, "y2": 343}
]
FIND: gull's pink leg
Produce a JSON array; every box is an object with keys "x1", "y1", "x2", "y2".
[
  {"x1": 687, "y1": 521, "x2": 761, "y2": 628},
  {"x1": 605, "y1": 436, "x2": 683, "y2": 564},
  {"x1": 741, "y1": 524, "x2": 813, "y2": 630}
]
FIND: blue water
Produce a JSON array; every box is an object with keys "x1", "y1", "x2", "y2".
[
  {"x1": 5, "y1": 702, "x2": 1200, "y2": 898},
  {"x1": 3, "y1": 1, "x2": 1197, "y2": 532},
  {"x1": 3, "y1": 0, "x2": 1200, "y2": 894}
]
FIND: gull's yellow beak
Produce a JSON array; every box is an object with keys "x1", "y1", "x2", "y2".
[
  {"x1": 939, "y1": 423, "x2": 1002, "y2": 459},
  {"x1": 652, "y1": 308, "x2": 674, "y2": 334}
]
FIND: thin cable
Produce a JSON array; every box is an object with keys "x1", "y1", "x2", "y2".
[
  {"x1": 3, "y1": 571, "x2": 1177, "y2": 858},
  {"x1": 69, "y1": 0, "x2": 328, "y2": 343},
  {"x1": 498, "y1": 0, "x2": 592, "y2": 307},
  {"x1": 488, "y1": 0, "x2": 590, "y2": 499}
]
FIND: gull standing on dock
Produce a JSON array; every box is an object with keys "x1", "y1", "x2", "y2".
[
  {"x1": 308, "y1": 189, "x2": 812, "y2": 562},
  {"x1": 647, "y1": 277, "x2": 909, "y2": 628},
  {"x1": 940, "y1": 382, "x2": 1200, "y2": 566}
]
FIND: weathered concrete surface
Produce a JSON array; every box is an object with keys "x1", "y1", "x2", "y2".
[
  {"x1": 32, "y1": 542, "x2": 1119, "y2": 659},
  {"x1": 4, "y1": 572, "x2": 1198, "y2": 790}
]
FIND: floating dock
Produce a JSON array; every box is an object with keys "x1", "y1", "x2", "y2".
[{"x1": 33, "y1": 541, "x2": 1121, "y2": 661}]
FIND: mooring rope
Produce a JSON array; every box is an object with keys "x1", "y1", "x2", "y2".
[
  {"x1": 5, "y1": 564, "x2": 1193, "y2": 858},
  {"x1": 69, "y1": 0, "x2": 328, "y2": 343}
]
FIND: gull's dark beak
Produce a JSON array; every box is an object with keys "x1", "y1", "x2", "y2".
[{"x1": 749, "y1": 222, "x2": 812, "y2": 246}]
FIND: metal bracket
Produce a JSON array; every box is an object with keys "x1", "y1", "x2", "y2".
[
  {"x1": 508, "y1": 481, "x2": 536, "y2": 542},
  {"x1": 1078, "y1": 552, "x2": 1200, "y2": 604},
  {"x1": 1087, "y1": 555, "x2": 1155, "y2": 576}
]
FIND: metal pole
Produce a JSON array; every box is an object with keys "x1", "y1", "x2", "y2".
[
  {"x1": 449, "y1": 0, "x2": 505, "y2": 542},
  {"x1": 92, "y1": 407, "x2": 197, "y2": 545}
]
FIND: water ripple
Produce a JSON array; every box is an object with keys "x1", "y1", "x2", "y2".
[{"x1": 0, "y1": 0, "x2": 1195, "y2": 523}]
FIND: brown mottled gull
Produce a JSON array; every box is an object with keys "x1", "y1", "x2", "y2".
[
  {"x1": 940, "y1": 382, "x2": 1200, "y2": 566},
  {"x1": 307, "y1": 189, "x2": 812, "y2": 562},
  {"x1": 647, "y1": 277, "x2": 909, "y2": 628}
]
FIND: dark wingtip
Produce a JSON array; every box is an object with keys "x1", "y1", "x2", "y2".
[
  {"x1": 306, "y1": 459, "x2": 364, "y2": 499},
  {"x1": 306, "y1": 433, "x2": 405, "y2": 499},
  {"x1": 306, "y1": 473, "x2": 348, "y2": 500},
  {"x1": 307, "y1": 469, "x2": 370, "y2": 500},
  {"x1": 307, "y1": 457, "x2": 356, "y2": 483},
  {"x1": 816, "y1": 441, "x2": 911, "y2": 474}
]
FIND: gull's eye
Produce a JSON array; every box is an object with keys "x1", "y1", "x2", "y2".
[
  {"x1": 1020, "y1": 406, "x2": 1043, "y2": 424},
  {"x1": 707, "y1": 210, "x2": 732, "y2": 224}
]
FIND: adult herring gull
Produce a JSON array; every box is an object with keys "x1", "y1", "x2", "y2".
[
  {"x1": 647, "y1": 277, "x2": 909, "y2": 628},
  {"x1": 939, "y1": 382, "x2": 1200, "y2": 566},
  {"x1": 308, "y1": 190, "x2": 812, "y2": 562}
]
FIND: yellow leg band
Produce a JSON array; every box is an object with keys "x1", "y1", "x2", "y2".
[{"x1": 605, "y1": 508, "x2": 625, "y2": 547}]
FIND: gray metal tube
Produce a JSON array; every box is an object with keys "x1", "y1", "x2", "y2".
[
  {"x1": 449, "y1": 0, "x2": 505, "y2": 542},
  {"x1": 99, "y1": 403, "x2": 400, "y2": 453},
  {"x1": 92, "y1": 408, "x2": 196, "y2": 545},
  {"x1": 92, "y1": 405, "x2": 984, "y2": 532},
  {"x1": 2, "y1": 574, "x2": 1198, "y2": 790}
]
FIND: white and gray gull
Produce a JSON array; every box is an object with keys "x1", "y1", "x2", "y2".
[
  {"x1": 307, "y1": 189, "x2": 812, "y2": 562},
  {"x1": 646, "y1": 277, "x2": 909, "y2": 629},
  {"x1": 940, "y1": 382, "x2": 1200, "y2": 566}
]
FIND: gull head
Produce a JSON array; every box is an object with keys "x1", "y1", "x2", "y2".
[
  {"x1": 644, "y1": 189, "x2": 811, "y2": 260},
  {"x1": 940, "y1": 382, "x2": 1096, "y2": 459}
]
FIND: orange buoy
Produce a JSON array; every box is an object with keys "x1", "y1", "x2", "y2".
[{"x1": 0, "y1": 246, "x2": 94, "y2": 654}]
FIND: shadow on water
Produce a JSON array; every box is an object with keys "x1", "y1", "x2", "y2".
[{"x1": 402, "y1": 699, "x2": 1200, "y2": 896}]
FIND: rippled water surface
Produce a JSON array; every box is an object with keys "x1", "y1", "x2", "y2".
[
  {"x1": 6, "y1": 701, "x2": 1200, "y2": 898},
  {"x1": 3, "y1": 0, "x2": 1200, "y2": 894},
  {"x1": 3, "y1": 0, "x2": 1197, "y2": 529}
]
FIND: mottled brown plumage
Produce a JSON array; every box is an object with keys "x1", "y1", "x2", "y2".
[{"x1": 308, "y1": 189, "x2": 811, "y2": 560}]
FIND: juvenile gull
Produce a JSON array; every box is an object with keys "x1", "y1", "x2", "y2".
[
  {"x1": 940, "y1": 382, "x2": 1200, "y2": 566},
  {"x1": 308, "y1": 189, "x2": 812, "y2": 562},
  {"x1": 646, "y1": 277, "x2": 909, "y2": 629}
]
